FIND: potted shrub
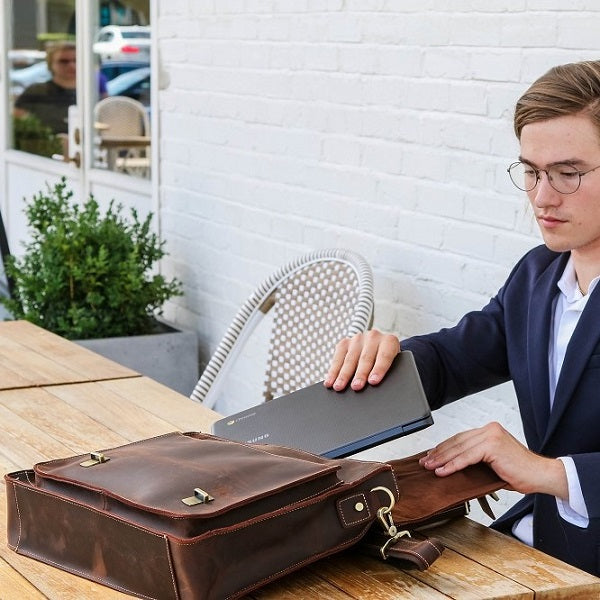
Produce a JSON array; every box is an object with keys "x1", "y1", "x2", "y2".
[
  {"x1": 13, "y1": 114, "x2": 64, "y2": 158},
  {"x1": 1, "y1": 178, "x2": 198, "y2": 394}
]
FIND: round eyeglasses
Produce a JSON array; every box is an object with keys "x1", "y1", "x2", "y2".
[{"x1": 507, "y1": 161, "x2": 600, "y2": 195}]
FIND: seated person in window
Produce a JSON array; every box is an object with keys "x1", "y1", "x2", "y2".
[{"x1": 14, "y1": 42, "x2": 77, "y2": 135}]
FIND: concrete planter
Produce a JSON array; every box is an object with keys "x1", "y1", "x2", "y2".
[{"x1": 75, "y1": 320, "x2": 198, "y2": 396}]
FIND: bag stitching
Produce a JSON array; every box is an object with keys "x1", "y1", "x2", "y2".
[
  {"x1": 337, "y1": 492, "x2": 372, "y2": 526},
  {"x1": 9, "y1": 481, "x2": 179, "y2": 599},
  {"x1": 390, "y1": 539, "x2": 443, "y2": 569}
]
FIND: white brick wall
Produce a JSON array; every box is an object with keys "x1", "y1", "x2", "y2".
[{"x1": 156, "y1": 3, "x2": 600, "y2": 521}]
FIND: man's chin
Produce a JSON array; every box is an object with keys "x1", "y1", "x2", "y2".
[{"x1": 540, "y1": 232, "x2": 573, "y2": 253}]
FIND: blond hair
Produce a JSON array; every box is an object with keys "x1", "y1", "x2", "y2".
[
  {"x1": 514, "y1": 60, "x2": 600, "y2": 139},
  {"x1": 45, "y1": 42, "x2": 76, "y2": 72}
]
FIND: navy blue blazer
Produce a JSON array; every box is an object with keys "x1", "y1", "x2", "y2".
[{"x1": 402, "y1": 244, "x2": 600, "y2": 575}]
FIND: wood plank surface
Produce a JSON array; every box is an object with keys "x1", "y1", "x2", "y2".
[
  {"x1": 0, "y1": 320, "x2": 138, "y2": 389},
  {"x1": 429, "y1": 517, "x2": 600, "y2": 599},
  {"x1": 0, "y1": 557, "x2": 47, "y2": 600},
  {"x1": 97, "y1": 376, "x2": 219, "y2": 433},
  {"x1": 311, "y1": 552, "x2": 454, "y2": 599},
  {"x1": 329, "y1": 549, "x2": 531, "y2": 600}
]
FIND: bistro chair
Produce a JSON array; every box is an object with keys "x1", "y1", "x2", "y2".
[
  {"x1": 190, "y1": 248, "x2": 375, "y2": 410},
  {"x1": 93, "y1": 96, "x2": 150, "y2": 177}
]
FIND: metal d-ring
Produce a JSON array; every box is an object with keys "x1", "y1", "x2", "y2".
[
  {"x1": 370, "y1": 486, "x2": 396, "y2": 512},
  {"x1": 370, "y1": 485, "x2": 411, "y2": 560},
  {"x1": 370, "y1": 486, "x2": 398, "y2": 537}
]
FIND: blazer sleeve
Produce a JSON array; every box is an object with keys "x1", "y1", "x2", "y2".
[{"x1": 401, "y1": 295, "x2": 511, "y2": 410}]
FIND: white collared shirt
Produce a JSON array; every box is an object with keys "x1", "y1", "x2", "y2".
[{"x1": 512, "y1": 256, "x2": 598, "y2": 546}]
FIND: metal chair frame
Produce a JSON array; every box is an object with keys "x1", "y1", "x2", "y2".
[{"x1": 191, "y1": 248, "x2": 374, "y2": 409}]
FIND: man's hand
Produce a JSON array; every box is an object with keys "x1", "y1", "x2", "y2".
[
  {"x1": 420, "y1": 422, "x2": 569, "y2": 499},
  {"x1": 324, "y1": 329, "x2": 400, "y2": 391}
]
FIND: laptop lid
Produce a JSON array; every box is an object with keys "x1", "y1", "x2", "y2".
[{"x1": 211, "y1": 351, "x2": 433, "y2": 458}]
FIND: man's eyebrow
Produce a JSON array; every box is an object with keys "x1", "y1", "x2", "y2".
[{"x1": 518, "y1": 156, "x2": 583, "y2": 167}]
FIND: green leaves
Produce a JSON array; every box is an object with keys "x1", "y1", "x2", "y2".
[
  {"x1": 2, "y1": 178, "x2": 182, "y2": 339},
  {"x1": 13, "y1": 114, "x2": 64, "y2": 158}
]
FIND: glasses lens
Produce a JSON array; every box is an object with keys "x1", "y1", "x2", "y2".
[
  {"x1": 547, "y1": 164, "x2": 581, "y2": 194},
  {"x1": 508, "y1": 162, "x2": 536, "y2": 191},
  {"x1": 507, "y1": 162, "x2": 582, "y2": 194}
]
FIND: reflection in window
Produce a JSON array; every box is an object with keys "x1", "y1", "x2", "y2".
[
  {"x1": 10, "y1": 0, "x2": 76, "y2": 159},
  {"x1": 93, "y1": 4, "x2": 151, "y2": 179},
  {"x1": 8, "y1": 0, "x2": 151, "y2": 180}
]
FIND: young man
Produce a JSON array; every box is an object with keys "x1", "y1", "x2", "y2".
[
  {"x1": 325, "y1": 60, "x2": 600, "y2": 576},
  {"x1": 14, "y1": 42, "x2": 77, "y2": 134}
]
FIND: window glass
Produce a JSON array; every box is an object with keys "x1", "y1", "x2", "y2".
[
  {"x1": 8, "y1": 0, "x2": 151, "y2": 180},
  {"x1": 93, "y1": 1, "x2": 151, "y2": 179},
  {"x1": 9, "y1": 0, "x2": 76, "y2": 159}
]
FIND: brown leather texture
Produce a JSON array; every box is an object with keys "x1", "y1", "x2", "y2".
[
  {"x1": 5, "y1": 432, "x2": 398, "y2": 600},
  {"x1": 389, "y1": 450, "x2": 506, "y2": 528},
  {"x1": 359, "y1": 528, "x2": 445, "y2": 570}
]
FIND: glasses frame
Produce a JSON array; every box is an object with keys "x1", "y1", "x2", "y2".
[{"x1": 507, "y1": 161, "x2": 600, "y2": 195}]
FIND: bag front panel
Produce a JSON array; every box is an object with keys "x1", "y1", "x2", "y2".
[
  {"x1": 6, "y1": 473, "x2": 178, "y2": 600},
  {"x1": 169, "y1": 468, "x2": 398, "y2": 600}
]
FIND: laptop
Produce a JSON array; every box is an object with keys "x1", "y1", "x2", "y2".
[{"x1": 211, "y1": 351, "x2": 433, "y2": 458}]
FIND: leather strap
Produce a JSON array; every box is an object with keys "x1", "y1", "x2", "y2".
[{"x1": 359, "y1": 529, "x2": 444, "y2": 571}]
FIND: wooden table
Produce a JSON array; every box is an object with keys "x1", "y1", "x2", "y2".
[
  {"x1": 1, "y1": 321, "x2": 599, "y2": 599},
  {"x1": 98, "y1": 135, "x2": 151, "y2": 173}
]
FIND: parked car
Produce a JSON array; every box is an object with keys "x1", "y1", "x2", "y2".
[
  {"x1": 10, "y1": 61, "x2": 51, "y2": 100},
  {"x1": 106, "y1": 66, "x2": 150, "y2": 107},
  {"x1": 93, "y1": 25, "x2": 151, "y2": 62},
  {"x1": 8, "y1": 49, "x2": 46, "y2": 70},
  {"x1": 100, "y1": 59, "x2": 149, "y2": 82}
]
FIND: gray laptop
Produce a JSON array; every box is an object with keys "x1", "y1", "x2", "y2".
[{"x1": 211, "y1": 351, "x2": 433, "y2": 458}]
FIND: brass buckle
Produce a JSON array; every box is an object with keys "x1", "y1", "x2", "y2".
[
  {"x1": 79, "y1": 452, "x2": 110, "y2": 468},
  {"x1": 181, "y1": 487, "x2": 215, "y2": 506}
]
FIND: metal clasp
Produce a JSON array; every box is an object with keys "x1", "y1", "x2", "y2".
[
  {"x1": 371, "y1": 485, "x2": 411, "y2": 560},
  {"x1": 79, "y1": 452, "x2": 110, "y2": 468},
  {"x1": 182, "y1": 487, "x2": 215, "y2": 506},
  {"x1": 371, "y1": 486, "x2": 398, "y2": 536}
]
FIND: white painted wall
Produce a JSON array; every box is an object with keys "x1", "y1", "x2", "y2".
[{"x1": 154, "y1": 2, "x2": 600, "y2": 521}]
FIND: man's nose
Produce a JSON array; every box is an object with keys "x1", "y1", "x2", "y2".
[{"x1": 531, "y1": 171, "x2": 561, "y2": 206}]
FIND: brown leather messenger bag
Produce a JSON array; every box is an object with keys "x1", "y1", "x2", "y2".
[{"x1": 5, "y1": 431, "x2": 504, "y2": 599}]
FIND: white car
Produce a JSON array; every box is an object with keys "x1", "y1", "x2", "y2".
[
  {"x1": 93, "y1": 26, "x2": 151, "y2": 63},
  {"x1": 10, "y1": 61, "x2": 51, "y2": 101}
]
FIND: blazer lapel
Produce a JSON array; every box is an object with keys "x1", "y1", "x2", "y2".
[
  {"x1": 543, "y1": 282, "x2": 600, "y2": 446},
  {"x1": 526, "y1": 253, "x2": 569, "y2": 446}
]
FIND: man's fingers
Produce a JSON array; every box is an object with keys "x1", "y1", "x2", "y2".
[
  {"x1": 324, "y1": 337, "x2": 351, "y2": 387},
  {"x1": 365, "y1": 335, "x2": 400, "y2": 386},
  {"x1": 324, "y1": 334, "x2": 364, "y2": 389},
  {"x1": 324, "y1": 330, "x2": 400, "y2": 391},
  {"x1": 420, "y1": 427, "x2": 489, "y2": 473}
]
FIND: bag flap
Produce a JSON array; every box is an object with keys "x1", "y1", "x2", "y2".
[
  {"x1": 34, "y1": 432, "x2": 342, "y2": 518},
  {"x1": 388, "y1": 450, "x2": 506, "y2": 526}
]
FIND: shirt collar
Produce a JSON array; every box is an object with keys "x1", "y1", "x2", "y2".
[{"x1": 557, "y1": 255, "x2": 600, "y2": 304}]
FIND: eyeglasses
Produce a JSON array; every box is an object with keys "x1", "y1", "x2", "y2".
[{"x1": 507, "y1": 161, "x2": 600, "y2": 195}]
